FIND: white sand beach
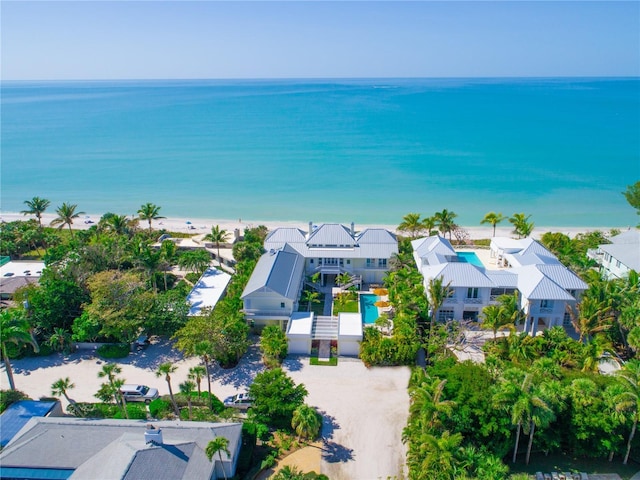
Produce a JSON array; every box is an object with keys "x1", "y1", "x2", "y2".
[{"x1": 0, "y1": 211, "x2": 626, "y2": 241}]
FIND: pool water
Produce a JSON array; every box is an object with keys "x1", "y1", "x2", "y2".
[
  {"x1": 360, "y1": 294, "x2": 381, "y2": 324},
  {"x1": 457, "y1": 251, "x2": 484, "y2": 267}
]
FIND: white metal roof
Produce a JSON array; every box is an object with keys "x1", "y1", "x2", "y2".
[
  {"x1": 514, "y1": 266, "x2": 576, "y2": 301},
  {"x1": 610, "y1": 229, "x2": 640, "y2": 244},
  {"x1": 186, "y1": 268, "x2": 232, "y2": 316},
  {"x1": 287, "y1": 312, "x2": 314, "y2": 336},
  {"x1": 339, "y1": 313, "x2": 363, "y2": 338},
  {"x1": 599, "y1": 243, "x2": 640, "y2": 272},
  {"x1": 307, "y1": 224, "x2": 356, "y2": 247}
]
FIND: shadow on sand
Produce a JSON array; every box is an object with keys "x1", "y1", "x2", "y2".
[
  {"x1": 317, "y1": 410, "x2": 353, "y2": 463},
  {"x1": 212, "y1": 343, "x2": 265, "y2": 390}
]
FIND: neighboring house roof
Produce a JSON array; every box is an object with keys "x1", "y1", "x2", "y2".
[
  {"x1": 186, "y1": 268, "x2": 232, "y2": 316},
  {"x1": 241, "y1": 244, "x2": 305, "y2": 300},
  {"x1": 0, "y1": 276, "x2": 39, "y2": 296},
  {"x1": 599, "y1": 242, "x2": 640, "y2": 272},
  {"x1": 0, "y1": 418, "x2": 242, "y2": 480},
  {"x1": 609, "y1": 229, "x2": 640, "y2": 245},
  {"x1": 0, "y1": 400, "x2": 58, "y2": 448},
  {"x1": 421, "y1": 263, "x2": 494, "y2": 288},
  {"x1": 413, "y1": 235, "x2": 586, "y2": 303},
  {"x1": 514, "y1": 266, "x2": 576, "y2": 301},
  {"x1": 264, "y1": 223, "x2": 398, "y2": 259}
]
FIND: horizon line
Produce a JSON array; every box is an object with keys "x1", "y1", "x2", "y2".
[{"x1": 2, "y1": 75, "x2": 639, "y2": 83}]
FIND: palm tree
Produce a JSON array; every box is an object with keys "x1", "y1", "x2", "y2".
[
  {"x1": 47, "y1": 327, "x2": 72, "y2": 353},
  {"x1": 291, "y1": 404, "x2": 322, "y2": 441},
  {"x1": 509, "y1": 213, "x2": 534, "y2": 239},
  {"x1": 480, "y1": 211, "x2": 505, "y2": 237},
  {"x1": 433, "y1": 209, "x2": 458, "y2": 240},
  {"x1": 50, "y1": 203, "x2": 85, "y2": 236},
  {"x1": 615, "y1": 359, "x2": 640, "y2": 465},
  {"x1": 178, "y1": 249, "x2": 212, "y2": 276},
  {"x1": 156, "y1": 362, "x2": 180, "y2": 416},
  {"x1": 137, "y1": 202, "x2": 165, "y2": 232},
  {"x1": 195, "y1": 341, "x2": 214, "y2": 409},
  {"x1": 179, "y1": 380, "x2": 196, "y2": 420},
  {"x1": 104, "y1": 214, "x2": 130, "y2": 235},
  {"x1": 398, "y1": 213, "x2": 426, "y2": 238},
  {"x1": 570, "y1": 296, "x2": 610, "y2": 342},
  {"x1": 409, "y1": 377, "x2": 456, "y2": 430},
  {"x1": 427, "y1": 277, "x2": 453, "y2": 355},
  {"x1": 21, "y1": 196, "x2": 51, "y2": 227},
  {"x1": 204, "y1": 225, "x2": 229, "y2": 263},
  {"x1": 205, "y1": 437, "x2": 231, "y2": 480},
  {"x1": 51, "y1": 377, "x2": 76, "y2": 404},
  {"x1": 300, "y1": 289, "x2": 321, "y2": 312},
  {"x1": 188, "y1": 365, "x2": 207, "y2": 398},
  {"x1": 0, "y1": 310, "x2": 39, "y2": 390},
  {"x1": 97, "y1": 363, "x2": 128, "y2": 418},
  {"x1": 135, "y1": 244, "x2": 162, "y2": 293},
  {"x1": 407, "y1": 430, "x2": 463, "y2": 478}
]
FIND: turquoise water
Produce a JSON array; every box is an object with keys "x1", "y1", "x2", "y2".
[
  {"x1": 2, "y1": 78, "x2": 639, "y2": 226},
  {"x1": 360, "y1": 294, "x2": 380, "y2": 325},
  {"x1": 457, "y1": 251, "x2": 484, "y2": 267}
]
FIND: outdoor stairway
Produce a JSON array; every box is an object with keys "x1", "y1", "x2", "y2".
[
  {"x1": 312, "y1": 315, "x2": 339, "y2": 340},
  {"x1": 338, "y1": 275, "x2": 362, "y2": 290}
]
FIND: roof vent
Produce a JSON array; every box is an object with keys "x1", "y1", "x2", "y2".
[
  {"x1": 269, "y1": 249, "x2": 277, "y2": 256},
  {"x1": 145, "y1": 424, "x2": 163, "y2": 445}
]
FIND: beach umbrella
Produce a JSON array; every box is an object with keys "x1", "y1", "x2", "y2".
[{"x1": 186, "y1": 221, "x2": 192, "y2": 225}]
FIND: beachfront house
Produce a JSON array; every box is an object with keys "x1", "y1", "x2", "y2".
[
  {"x1": 412, "y1": 235, "x2": 588, "y2": 335},
  {"x1": 241, "y1": 222, "x2": 398, "y2": 354},
  {"x1": 587, "y1": 229, "x2": 640, "y2": 280},
  {"x1": 0, "y1": 418, "x2": 243, "y2": 480}
]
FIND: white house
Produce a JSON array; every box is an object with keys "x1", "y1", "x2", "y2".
[
  {"x1": 242, "y1": 222, "x2": 398, "y2": 355},
  {"x1": 412, "y1": 235, "x2": 588, "y2": 335},
  {"x1": 263, "y1": 222, "x2": 398, "y2": 287},
  {"x1": 587, "y1": 229, "x2": 640, "y2": 280}
]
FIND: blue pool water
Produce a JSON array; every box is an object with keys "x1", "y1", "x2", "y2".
[
  {"x1": 457, "y1": 251, "x2": 484, "y2": 267},
  {"x1": 360, "y1": 294, "x2": 381, "y2": 324}
]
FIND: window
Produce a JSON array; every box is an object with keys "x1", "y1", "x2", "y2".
[
  {"x1": 540, "y1": 299, "x2": 554, "y2": 309},
  {"x1": 346, "y1": 259, "x2": 351, "y2": 265},
  {"x1": 466, "y1": 288, "x2": 479, "y2": 299},
  {"x1": 280, "y1": 302, "x2": 285, "y2": 309},
  {"x1": 616, "y1": 260, "x2": 621, "y2": 268},
  {"x1": 378, "y1": 259, "x2": 387, "y2": 268},
  {"x1": 366, "y1": 258, "x2": 373, "y2": 267},
  {"x1": 563, "y1": 312, "x2": 572, "y2": 326},
  {"x1": 438, "y1": 310, "x2": 455, "y2": 322},
  {"x1": 310, "y1": 259, "x2": 314, "y2": 264}
]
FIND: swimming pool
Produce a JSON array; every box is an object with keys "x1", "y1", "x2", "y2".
[
  {"x1": 360, "y1": 294, "x2": 381, "y2": 324},
  {"x1": 457, "y1": 251, "x2": 484, "y2": 267}
]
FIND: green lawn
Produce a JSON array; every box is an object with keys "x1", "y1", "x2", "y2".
[{"x1": 310, "y1": 357, "x2": 338, "y2": 366}]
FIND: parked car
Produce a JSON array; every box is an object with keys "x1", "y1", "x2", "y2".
[
  {"x1": 223, "y1": 392, "x2": 253, "y2": 409},
  {"x1": 119, "y1": 384, "x2": 159, "y2": 404}
]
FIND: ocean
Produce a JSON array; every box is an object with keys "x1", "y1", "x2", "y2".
[{"x1": 2, "y1": 78, "x2": 639, "y2": 227}]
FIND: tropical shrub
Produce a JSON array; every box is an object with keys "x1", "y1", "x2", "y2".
[
  {"x1": 260, "y1": 325, "x2": 288, "y2": 367},
  {"x1": 96, "y1": 343, "x2": 130, "y2": 358},
  {"x1": 0, "y1": 389, "x2": 29, "y2": 413},
  {"x1": 248, "y1": 368, "x2": 307, "y2": 431}
]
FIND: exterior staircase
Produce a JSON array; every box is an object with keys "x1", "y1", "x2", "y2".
[{"x1": 312, "y1": 315, "x2": 339, "y2": 340}]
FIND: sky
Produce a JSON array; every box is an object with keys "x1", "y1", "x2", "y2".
[{"x1": 2, "y1": 1, "x2": 639, "y2": 80}]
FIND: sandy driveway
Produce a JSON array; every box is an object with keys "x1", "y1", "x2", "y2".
[{"x1": 2, "y1": 339, "x2": 410, "y2": 480}]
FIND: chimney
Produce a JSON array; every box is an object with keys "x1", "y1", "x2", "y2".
[
  {"x1": 308, "y1": 222, "x2": 313, "y2": 236},
  {"x1": 350, "y1": 222, "x2": 355, "y2": 236},
  {"x1": 145, "y1": 424, "x2": 163, "y2": 445}
]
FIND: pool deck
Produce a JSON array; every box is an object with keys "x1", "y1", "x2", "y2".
[{"x1": 455, "y1": 247, "x2": 501, "y2": 271}]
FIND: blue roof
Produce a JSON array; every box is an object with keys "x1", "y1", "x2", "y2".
[{"x1": 1, "y1": 400, "x2": 57, "y2": 447}]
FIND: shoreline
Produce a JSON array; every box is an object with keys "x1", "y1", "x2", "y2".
[{"x1": 1, "y1": 211, "x2": 629, "y2": 241}]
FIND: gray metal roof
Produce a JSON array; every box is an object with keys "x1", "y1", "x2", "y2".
[
  {"x1": 610, "y1": 229, "x2": 640, "y2": 244},
  {"x1": 421, "y1": 263, "x2": 494, "y2": 288},
  {"x1": 307, "y1": 224, "x2": 355, "y2": 246},
  {"x1": 123, "y1": 442, "x2": 208, "y2": 480},
  {"x1": 264, "y1": 227, "x2": 307, "y2": 246},
  {"x1": 241, "y1": 244, "x2": 305, "y2": 299},
  {"x1": 514, "y1": 266, "x2": 576, "y2": 301},
  {"x1": 485, "y1": 271, "x2": 519, "y2": 288},
  {"x1": 0, "y1": 418, "x2": 242, "y2": 480},
  {"x1": 536, "y1": 264, "x2": 588, "y2": 290},
  {"x1": 599, "y1": 243, "x2": 640, "y2": 272},
  {"x1": 264, "y1": 223, "x2": 398, "y2": 259},
  {"x1": 411, "y1": 236, "x2": 456, "y2": 259}
]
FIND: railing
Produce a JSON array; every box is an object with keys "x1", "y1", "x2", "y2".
[
  {"x1": 489, "y1": 295, "x2": 500, "y2": 302},
  {"x1": 586, "y1": 249, "x2": 603, "y2": 261},
  {"x1": 444, "y1": 298, "x2": 458, "y2": 304},
  {"x1": 539, "y1": 307, "x2": 554, "y2": 314},
  {"x1": 464, "y1": 298, "x2": 483, "y2": 304},
  {"x1": 242, "y1": 309, "x2": 291, "y2": 318}
]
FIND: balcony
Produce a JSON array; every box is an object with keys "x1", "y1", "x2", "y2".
[
  {"x1": 242, "y1": 309, "x2": 291, "y2": 319},
  {"x1": 464, "y1": 298, "x2": 483, "y2": 304},
  {"x1": 444, "y1": 297, "x2": 458, "y2": 304}
]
